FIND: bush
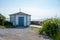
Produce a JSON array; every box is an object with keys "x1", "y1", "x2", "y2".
[
  {"x1": 4, "y1": 21, "x2": 16, "y2": 28},
  {"x1": 0, "y1": 13, "x2": 6, "y2": 25},
  {"x1": 0, "y1": 13, "x2": 16, "y2": 28},
  {"x1": 4, "y1": 21, "x2": 13, "y2": 26},
  {"x1": 5, "y1": 26, "x2": 17, "y2": 28},
  {"x1": 39, "y1": 18, "x2": 60, "y2": 40}
]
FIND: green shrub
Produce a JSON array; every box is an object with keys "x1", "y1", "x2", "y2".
[
  {"x1": 39, "y1": 18, "x2": 60, "y2": 40},
  {"x1": 4, "y1": 21, "x2": 13, "y2": 26},
  {"x1": 0, "y1": 14, "x2": 6, "y2": 25},
  {"x1": 4, "y1": 21, "x2": 16, "y2": 28},
  {"x1": 5, "y1": 26, "x2": 17, "y2": 28},
  {"x1": 0, "y1": 13, "x2": 17, "y2": 28}
]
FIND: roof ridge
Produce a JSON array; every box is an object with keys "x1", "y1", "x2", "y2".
[{"x1": 10, "y1": 12, "x2": 31, "y2": 16}]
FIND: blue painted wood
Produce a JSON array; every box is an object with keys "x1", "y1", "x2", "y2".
[
  {"x1": 26, "y1": 16, "x2": 27, "y2": 26},
  {"x1": 18, "y1": 17, "x2": 24, "y2": 26},
  {"x1": 14, "y1": 15, "x2": 16, "y2": 26}
]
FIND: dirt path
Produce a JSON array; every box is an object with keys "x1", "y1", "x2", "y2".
[{"x1": 0, "y1": 28, "x2": 52, "y2": 40}]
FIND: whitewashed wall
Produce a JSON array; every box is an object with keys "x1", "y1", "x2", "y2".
[
  {"x1": 26, "y1": 16, "x2": 31, "y2": 26},
  {"x1": 10, "y1": 15, "x2": 31, "y2": 26},
  {"x1": 10, "y1": 15, "x2": 15, "y2": 25}
]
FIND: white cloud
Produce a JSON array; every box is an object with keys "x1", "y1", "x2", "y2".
[
  {"x1": 21, "y1": 7, "x2": 59, "y2": 19},
  {"x1": 0, "y1": 7, "x2": 60, "y2": 20}
]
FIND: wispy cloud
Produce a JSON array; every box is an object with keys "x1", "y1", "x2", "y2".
[{"x1": 0, "y1": 0, "x2": 60, "y2": 20}]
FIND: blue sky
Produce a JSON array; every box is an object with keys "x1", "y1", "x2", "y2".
[{"x1": 0, "y1": 0, "x2": 60, "y2": 20}]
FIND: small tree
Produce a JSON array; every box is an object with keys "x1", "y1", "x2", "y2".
[{"x1": 0, "y1": 13, "x2": 6, "y2": 25}]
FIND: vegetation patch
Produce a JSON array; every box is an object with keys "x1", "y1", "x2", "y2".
[
  {"x1": 0, "y1": 25, "x2": 6, "y2": 28},
  {"x1": 29, "y1": 26, "x2": 40, "y2": 31},
  {"x1": 0, "y1": 13, "x2": 16, "y2": 28},
  {"x1": 39, "y1": 18, "x2": 60, "y2": 40}
]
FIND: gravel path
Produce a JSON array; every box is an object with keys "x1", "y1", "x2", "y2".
[{"x1": 0, "y1": 28, "x2": 52, "y2": 40}]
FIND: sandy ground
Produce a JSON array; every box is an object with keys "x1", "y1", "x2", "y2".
[
  {"x1": 0, "y1": 28, "x2": 52, "y2": 40},
  {"x1": 30, "y1": 25, "x2": 42, "y2": 28}
]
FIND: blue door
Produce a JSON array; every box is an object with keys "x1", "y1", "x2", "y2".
[{"x1": 18, "y1": 17, "x2": 24, "y2": 26}]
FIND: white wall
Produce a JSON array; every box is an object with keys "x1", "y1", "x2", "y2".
[
  {"x1": 10, "y1": 15, "x2": 15, "y2": 25},
  {"x1": 10, "y1": 15, "x2": 31, "y2": 26},
  {"x1": 27, "y1": 16, "x2": 31, "y2": 26}
]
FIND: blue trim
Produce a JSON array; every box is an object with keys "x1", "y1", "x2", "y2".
[
  {"x1": 14, "y1": 15, "x2": 16, "y2": 26},
  {"x1": 26, "y1": 16, "x2": 27, "y2": 26}
]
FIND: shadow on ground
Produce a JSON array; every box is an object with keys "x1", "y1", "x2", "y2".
[
  {"x1": 4, "y1": 26, "x2": 29, "y2": 29},
  {"x1": 15, "y1": 26, "x2": 29, "y2": 29},
  {"x1": 39, "y1": 34, "x2": 52, "y2": 40}
]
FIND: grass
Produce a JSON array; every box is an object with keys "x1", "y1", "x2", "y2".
[
  {"x1": 29, "y1": 26, "x2": 40, "y2": 31},
  {"x1": 0, "y1": 25, "x2": 17, "y2": 28},
  {"x1": 0, "y1": 25, "x2": 6, "y2": 28}
]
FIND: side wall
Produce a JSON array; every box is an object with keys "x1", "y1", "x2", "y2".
[
  {"x1": 26, "y1": 15, "x2": 31, "y2": 26},
  {"x1": 10, "y1": 15, "x2": 16, "y2": 26}
]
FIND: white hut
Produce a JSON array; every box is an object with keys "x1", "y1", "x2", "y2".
[{"x1": 10, "y1": 12, "x2": 31, "y2": 27}]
